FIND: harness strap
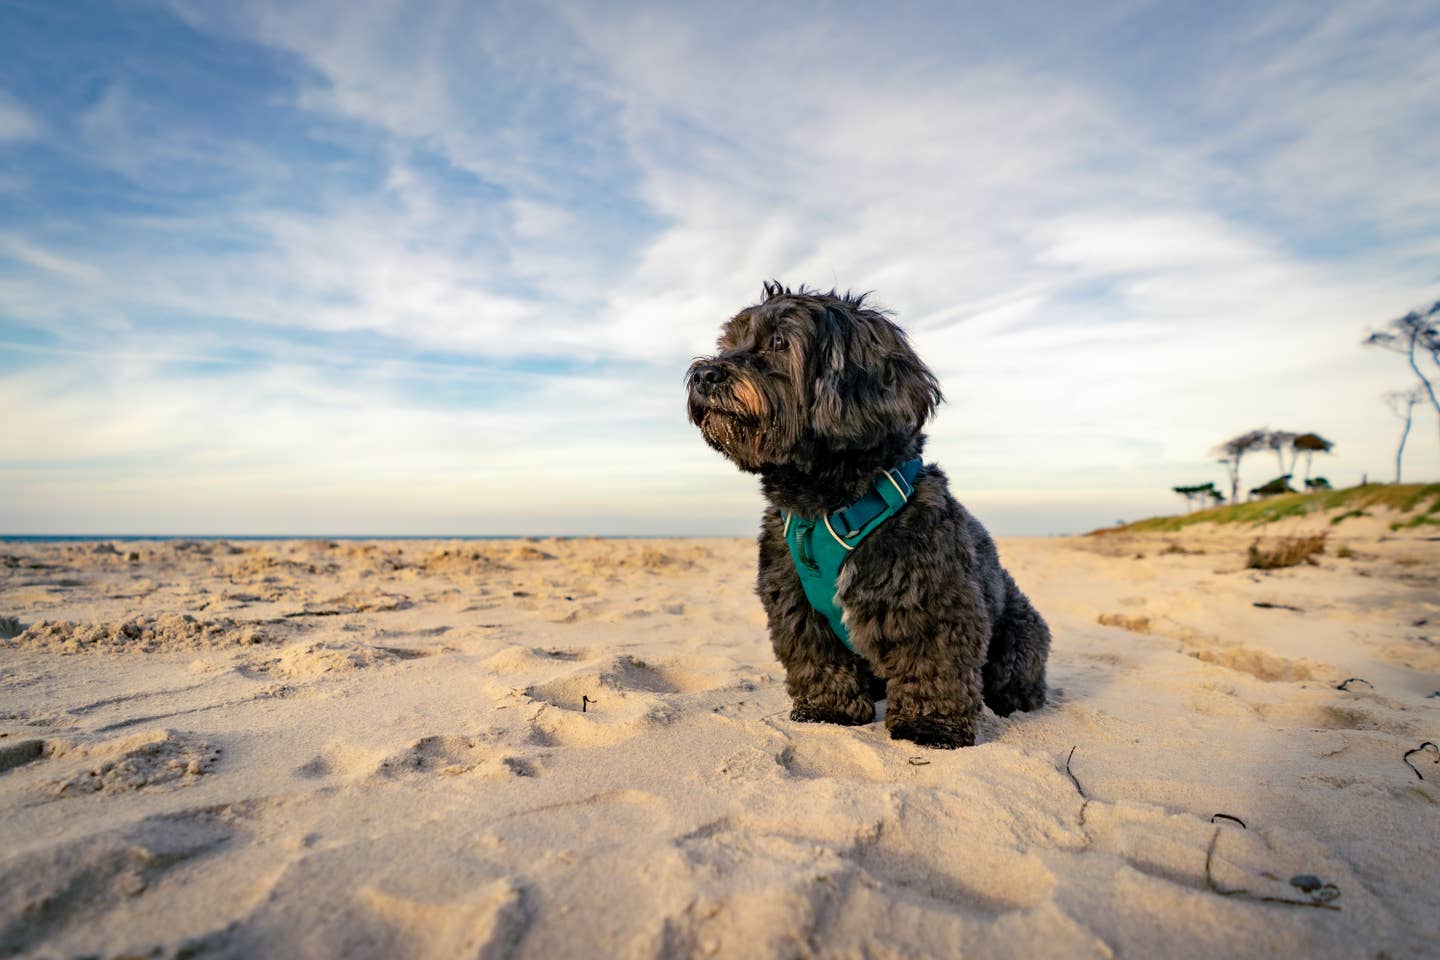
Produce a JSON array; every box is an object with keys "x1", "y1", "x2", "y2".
[
  {"x1": 782, "y1": 458, "x2": 925, "y2": 653},
  {"x1": 830, "y1": 457, "x2": 923, "y2": 542}
]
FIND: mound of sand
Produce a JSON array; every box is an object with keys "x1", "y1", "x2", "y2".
[
  {"x1": 7, "y1": 614, "x2": 271, "y2": 653},
  {"x1": 0, "y1": 730, "x2": 222, "y2": 799},
  {"x1": 246, "y1": 640, "x2": 405, "y2": 679},
  {"x1": 47, "y1": 730, "x2": 222, "y2": 797},
  {"x1": 412, "y1": 546, "x2": 514, "y2": 577},
  {"x1": 282, "y1": 590, "x2": 413, "y2": 617}
]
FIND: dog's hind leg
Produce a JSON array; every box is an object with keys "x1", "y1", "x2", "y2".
[{"x1": 981, "y1": 572, "x2": 1050, "y2": 716}]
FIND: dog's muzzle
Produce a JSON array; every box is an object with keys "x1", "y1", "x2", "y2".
[{"x1": 690, "y1": 361, "x2": 727, "y2": 397}]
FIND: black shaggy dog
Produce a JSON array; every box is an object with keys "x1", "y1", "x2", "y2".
[{"x1": 686, "y1": 282, "x2": 1050, "y2": 749}]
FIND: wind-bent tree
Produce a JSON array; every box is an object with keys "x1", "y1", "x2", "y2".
[
  {"x1": 1263, "y1": 430, "x2": 1297, "y2": 476},
  {"x1": 1291, "y1": 432, "x2": 1334, "y2": 484},
  {"x1": 1172, "y1": 482, "x2": 1220, "y2": 512},
  {"x1": 1365, "y1": 302, "x2": 1440, "y2": 447},
  {"x1": 1250, "y1": 475, "x2": 1296, "y2": 498},
  {"x1": 1385, "y1": 388, "x2": 1422, "y2": 483},
  {"x1": 1172, "y1": 484, "x2": 1194, "y2": 512},
  {"x1": 1212, "y1": 429, "x2": 1267, "y2": 503}
]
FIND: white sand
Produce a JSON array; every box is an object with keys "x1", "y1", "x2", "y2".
[{"x1": 1, "y1": 529, "x2": 1437, "y2": 958}]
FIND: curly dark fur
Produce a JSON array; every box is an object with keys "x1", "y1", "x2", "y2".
[{"x1": 686, "y1": 282, "x2": 1050, "y2": 748}]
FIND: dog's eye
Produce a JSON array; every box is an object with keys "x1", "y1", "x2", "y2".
[{"x1": 769, "y1": 333, "x2": 787, "y2": 352}]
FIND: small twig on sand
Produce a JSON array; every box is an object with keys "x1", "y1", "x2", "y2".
[
  {"x1": 1064, "y1": 746, "x2": 1090, "y2": 827},
  {"x1": 907, "y1": 756, "x2": 931, "y2": 766},
  {"x1": 1402, "y1": 741, "x2": 1439, "y2": 781},
  {"x1": 1210, "y1": 813, "x2": 1247, "y2": 829},
  {"x1": 1204, "y1": 829, "x2": 1341, "y2": 911},
  {"x1": 1252, "y1": 602, "x2": 1303, "y2": 612},
  {"x1": 581, "y1": 695, "x2": 596, "y2": 713},
  {"x1": 1064, "y1": 746, "x2": 1086, "y2": 796},
  {"x1": 1335, "y1": 678, "x2": 1372, "y2": 692}
]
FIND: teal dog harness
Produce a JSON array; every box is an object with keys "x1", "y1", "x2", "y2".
[{"x1": 783, "y1": 458, "x2": 924, "y2": 654}]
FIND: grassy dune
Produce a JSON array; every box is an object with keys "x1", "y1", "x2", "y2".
[{"x1": 1097, "y1": 483, "x2": 1440, "y2": 534}]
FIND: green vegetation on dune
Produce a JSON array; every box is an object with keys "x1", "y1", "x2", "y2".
[
  {"x1": 1099, "y1": 483, "x2": 1440, "y2": 534},
  {"x1": 1389, "y1": 512, "x2": 1440, "y2": 531},
  {"x1": 1329, "y1": 509, "x2": 1369, "y2": 526}
]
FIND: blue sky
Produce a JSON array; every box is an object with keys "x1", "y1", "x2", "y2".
[{"x1": 1, "y1": 0, "x2": 1438, "y2": 536}]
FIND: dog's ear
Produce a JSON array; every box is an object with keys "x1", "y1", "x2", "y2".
[
  {"x1": 810, "y1": 306, "x2": 851, "y2": 436},
  {"x1": 810, "y1": 306, "x2": 942, "y2": 446},
  {"x1": 884, "y1": 338, "x2": 944, "y2": 429}
]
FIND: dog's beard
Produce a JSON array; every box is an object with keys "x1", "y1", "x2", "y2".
[
  {"x1": 690, "y1": 401, "x2": 762, "y2": 466},
  {"x1": 699, "y1": 409, "x2": 749, "y2": 450}
]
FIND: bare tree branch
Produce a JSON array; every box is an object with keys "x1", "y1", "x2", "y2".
[
  {"x1": 1366, "y1": 302, "x2": 1440, "y2": 448},
  {"x1": 1385, "y1": 389, "x2": 1422, "y2": 483},
  {"x1": 1211, "y1": 429, "x2": 1268, "y2": 503}
]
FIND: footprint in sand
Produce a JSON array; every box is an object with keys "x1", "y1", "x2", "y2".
[
  {"x1": 528, "y1": 654, "x2": 738, "y2": 703},
  {"x1": 713, "y1": 745, "x2": 792, "y2": 783},
  {"x1": 372, "y1": 734, "x2": 543, "y2": 780},
  {"x1": 1254, "y1": 700, "x2": 1420, "y2": 736},
  {"x1": 519, "y1": 656, "x2": 681, "y2": 747},
  {"x1": 0, "y1": 809, "x2": 231, "y2": 955},
  {"x1": 774, "y1": 730, "x2": 892, "y2": 782},
  {"x1": 293, "y1": 739, "x2": 393, "y2": 781},
  {"x1": 1186, "y1": 645, "x2": 1337, "y2": 683},
  {"x1": 519, "y1": 654, "x2": 744, "y2": 749},
  {"x1": 239, "y1": 639, "x2": 442, "y2": 681},
  {"x1": 479, "y1": 645, "x2": 592, "y2": 675},
  {"x1": 168, "y1": 840, "x2": 528, "y2": 960},
  {"x1": 668, "y1": 811, "x2": 1054, "y2": 956}
]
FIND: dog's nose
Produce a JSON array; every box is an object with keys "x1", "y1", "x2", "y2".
[{"x1": 695, "y1": 363, "x2": 725, "y2": 387}]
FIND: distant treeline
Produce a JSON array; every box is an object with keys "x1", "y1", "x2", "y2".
[{"x1": 1170, "y1": 300, "x2": 1439, "y2": 511}]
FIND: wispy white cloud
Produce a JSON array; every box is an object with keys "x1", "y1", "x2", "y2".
[
  {"x1": 0, "y1": 89, "x2": 39, "y2": 142},
  {"x1": 0, "y1": 235, "x2": 103, "y2": 284},
  {"x1": 1203, "y1": 1, "x2": 1440, "y2": 234},
  {"x1": 0, "y1": 0, "x2": 1437, "y2": 534}
]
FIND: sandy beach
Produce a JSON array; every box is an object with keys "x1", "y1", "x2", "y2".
[{"x1": 2, "y1": 520, "x2": 1437, "y2": 959}]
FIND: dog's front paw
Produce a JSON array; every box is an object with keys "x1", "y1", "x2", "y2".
[
  {"x1": 790, "y1": 700, "x2": 874, "y2": 726},
  {"x1": 888, "y1": 715, "x2": 975, "y2": 749}
]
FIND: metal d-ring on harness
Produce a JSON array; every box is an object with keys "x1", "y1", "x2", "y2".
[{"x1": 782, "y1": 458, "x2": 924, "y2": 654}]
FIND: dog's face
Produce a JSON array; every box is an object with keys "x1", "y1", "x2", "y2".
[{"x1": 686, "y1": 283, "x2": 942, "y2": 471}]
